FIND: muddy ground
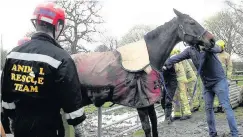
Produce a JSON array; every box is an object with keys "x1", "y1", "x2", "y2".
[{"x1": 156, "y1": 107, "x2": 243, "y2": 137}]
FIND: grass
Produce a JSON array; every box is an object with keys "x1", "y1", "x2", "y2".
[
  {"x1": 238, "y1": 81, "x2": 243, "y2": 86},
  {"x1": 84, "y1": 102, "x2": 113, "y2": 114},
  {"x1": 232, "y1": 75, "x2": 243, "y2": 79},
  {"x1": 233, "y1": 107, "x2": 243, "y2": 117},
  {"x1": 231, "y1": 75, "x2": 243, "y2": 86},
  {"x1": 133, "y1": 129, "x2": 145, "y2": 137}
]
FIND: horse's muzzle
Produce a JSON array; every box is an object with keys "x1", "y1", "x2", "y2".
[{"x1": 202, "y1": 31, "x2": 215, "y2": 49}]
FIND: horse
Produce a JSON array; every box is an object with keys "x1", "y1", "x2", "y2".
[
  {"x1": 135, "y1": 10, "x2": 215, "y2": 137},
  {"x1": 71, "y1": 9, "x2": 215, "y2": 137}
]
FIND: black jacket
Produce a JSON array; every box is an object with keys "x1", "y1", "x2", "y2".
[
  {"x1": 163, "y1": 64, "x2": 177, "y2": 83},
  {"x1": 1, "y1": 33, "x2": 86, "y2": 128},
  {"x1": 165, "y1": 46, "x2": 225, "y2": 88}
]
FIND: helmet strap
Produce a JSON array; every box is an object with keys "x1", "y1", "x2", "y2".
[{"x1": 54, "y1": 22, "x2": 64, "y2": 40}]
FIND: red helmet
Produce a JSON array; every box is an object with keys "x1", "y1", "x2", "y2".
[
  {"x1": 31, "y1": 2, "x2": 65, "y2": 27},
  {"x1": 17, "y1": 37, "x2": 31, "y2": 46}
]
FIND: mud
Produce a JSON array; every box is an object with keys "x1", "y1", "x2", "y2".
[{"x1": 158, "y1": 107, "x2": 243, "y2": 137}]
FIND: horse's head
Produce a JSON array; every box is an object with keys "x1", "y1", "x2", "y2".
[{"x1": 174, "y1": 9, "x2": 215, "y2": 49}]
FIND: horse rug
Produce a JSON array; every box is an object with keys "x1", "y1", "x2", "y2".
[
  {"x1": 116, "y1": 39, "x2": 151, "y2": 73},
  {"x1": 71, "y1": 51, "x2": 162, "y2": 108}
]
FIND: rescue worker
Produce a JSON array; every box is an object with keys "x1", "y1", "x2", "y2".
[
  {"x1": 216, "y1": 40, "x2": 233, "y2": 79},
  {"x1": 1, "y1": 37, "x2": 31, "y2": 135},
  {"x1": 214, "y1": 40, "x2": 233, "y2": 113},
  {"x1": 163, "y1": 44, "x2": 238, "y2": 137},
  {"x1": 1, "y1": 2, "x2": 86, "y2": 137},
  {"x1": 170, "y1": 49, "x2": 192, "y2": 120},
  {"x1": 181, "y1": 58, "x2": 200, "y2": 112},
  {"x1": 161, "y1": 52, "x2": 178, "y2": 124}
]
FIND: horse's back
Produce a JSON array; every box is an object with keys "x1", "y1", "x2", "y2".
[{"x1": 71, "y1": 51, "x2": 125, "y2": 86}]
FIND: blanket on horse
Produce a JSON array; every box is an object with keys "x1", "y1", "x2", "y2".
[
  {"x1": 117, "y1": 40, "x2": 151, "y2": 73},
  {"x1": 71, "y1": 51, "x2": 162, "y2": 108}
]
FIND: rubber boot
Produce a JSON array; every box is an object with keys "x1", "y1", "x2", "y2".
[
  {"x1": 191, "y1": 105, "x2": 200, "y2": 112},
  {"x1": 172, "y1": 116, "x2": 181, "y2": 121},
  {"x1": 180, "y1": 115, "x2": 192, "y2": 121}
]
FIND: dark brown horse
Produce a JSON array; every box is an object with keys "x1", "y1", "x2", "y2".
[{"x1": 71, "y1": 9, "x2": 215, "y2": 136}]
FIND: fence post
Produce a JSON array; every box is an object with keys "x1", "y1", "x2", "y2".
[{"x1": 98, "y1": 107, "x2": 102, "y2": 137}]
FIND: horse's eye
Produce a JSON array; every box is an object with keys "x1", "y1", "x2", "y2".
[{"x1": 189, "y1": 20, "x2": 196, "y2": 25}]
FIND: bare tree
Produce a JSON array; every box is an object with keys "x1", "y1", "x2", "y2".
[
  {"x1": 94, "y1": 45, "x2": 110, "y2": 52},
  {"x1": 225, "y1": 0, "x2": 243, "y2": 56},
  {"x1": 56, "y1": 0, "x2": 104, "y2": 54},
  {"x1": 204, "y1": 10, "x2": 243, "y2": 56},
  {"x1": 119, "y1": 25, "x2": 155, "y2": 46},
  {"x1": 204, "y1": 11, "x2": 237, "y2": 54},
  {"x1": 225, "y1": 0, "x2": 243, "y2": 22},
  {"x1": 95, "y1": 35, "x2": 118, "y2": 52}
]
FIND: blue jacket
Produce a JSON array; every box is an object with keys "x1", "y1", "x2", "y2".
[{"x1": 165, "y1": 46, "x2": 226, "y2": 88}]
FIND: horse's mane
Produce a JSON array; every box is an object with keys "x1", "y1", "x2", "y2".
[{"x1": 145, "y1": 17, "x2": 178, "y2": 39}]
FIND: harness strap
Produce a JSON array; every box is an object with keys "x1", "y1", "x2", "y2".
[{"x1": 190, "y1": 52, "x2": 205, "y2": 105}]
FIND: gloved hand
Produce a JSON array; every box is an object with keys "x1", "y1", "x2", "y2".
[
  {"x1": 201, "y1": 47, "x2": 211, "y2": 52},
  {"x1": 162, "y1": 66, "x2": 167, "y2": 71},
  {"x1": 74, "y1": 123, "x2": 85, "y2": 137}
]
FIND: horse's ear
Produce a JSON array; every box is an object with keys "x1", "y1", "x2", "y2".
[{"x1": 173, "y1": 9, "x2": 183, "y2": 18}]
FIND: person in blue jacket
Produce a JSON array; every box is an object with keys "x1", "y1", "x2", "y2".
[{"x1": 163, "y1": 44, "x2": 238, "y2": 137}]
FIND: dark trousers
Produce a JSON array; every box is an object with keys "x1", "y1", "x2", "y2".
[
  {"x1": 161, "y1": 79, "x2": 177, "y2": 118},
  {"x1": 1, "y1": 112, "x2": 11, "y2": 134},
  {"x1": 14, "y1": 113, "x2": 64, "y2": 137}
]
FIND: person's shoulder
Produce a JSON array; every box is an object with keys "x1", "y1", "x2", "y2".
[
  {"x1": 224, "y1": 51, "x2": 230, "y2": 56},
  {"x1": 52, "y1": 46, "x2": 72, "y2": 61},
  {"x1": 29, "y1": 39, "x2": 72, "y2": 62},
  {"x1": 38, "y1": 40, "x2": 71, "y2": 59}
]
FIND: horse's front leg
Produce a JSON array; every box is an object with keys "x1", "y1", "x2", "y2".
[{"x1": 137, "y1": 107, "x2": 152, "y2": 137}]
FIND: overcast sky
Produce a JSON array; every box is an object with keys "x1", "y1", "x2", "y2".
[{"x1": 0, "y1": 0, "x2": 227, "y2": 52}]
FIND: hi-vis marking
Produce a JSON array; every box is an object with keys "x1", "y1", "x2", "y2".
[
  {"x1": 10, "y1": 64, "x2": 45, "y2": 93},
  {"x1": 7, "y1": 52, "x2": 61, "y2": 69}
]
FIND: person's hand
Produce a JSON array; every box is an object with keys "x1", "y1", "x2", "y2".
[
  {"x1": 162, "y1": 66, "x2": 167, "y2": 71},
  {"x1": 74, "y1": 123, "x2": 86, "y2": 137},
  {"x1": 201, "y1": 47, "x2": 211, "y2": 52}
]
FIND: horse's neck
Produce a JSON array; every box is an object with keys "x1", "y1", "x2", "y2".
[{"x1": 145, "y1": 19, "x2": 181, "y2": 71}]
